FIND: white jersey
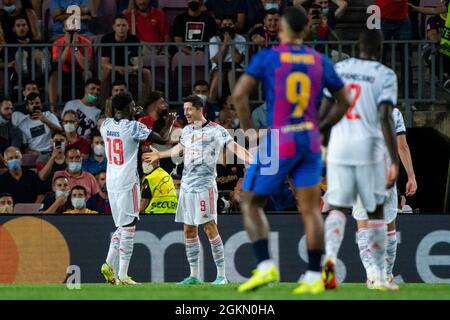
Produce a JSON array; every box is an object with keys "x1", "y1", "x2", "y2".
[
  {"x1": 100, "y1": 118, "x2": 151, "y2": 192},
  {"x1": 326, "y1": 58, "x2": 398, "y2": 165},
  {"x1": 179, "y1": 121, "x2": 234, "y2": 193}
]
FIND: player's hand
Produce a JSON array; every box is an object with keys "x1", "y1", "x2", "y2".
[
  {"x1": 386, "y1": 163, "x2": 398, "y2": 189},
  {"x1": 405, "y1": 177, "x2": 417, "y2": 196},
  {"x1": 32, "y1": 109, "x2": 45, "y2": 121},
  {"x1": 142, "y1": 151, "x2": 160, "y2": 163},
  {"x1": 252, "y1": 34, "x2": 265, "y2": 46},
  {"x1": 55, "y1": 193, "x2": 68, "y2": 204},
  {"x1": 408, "y1": 3, "x2": 419, "y2": 12}
]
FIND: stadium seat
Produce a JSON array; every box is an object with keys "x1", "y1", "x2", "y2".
[
  {"x1": 13, "y1": 203, "x2": 42, "y2": 214},
  {"x1": 21, "y1": 153, "x2": 39, "y2": 168},
  {"x1": 171, "y1": 51, "x2": 207, "y2": 98},
  {"x1": 91, "y1": 0, "x2": 117, "y2": 35},
  {"x1": 159, "y1": 0, "x2": 187, "y2": 28}
]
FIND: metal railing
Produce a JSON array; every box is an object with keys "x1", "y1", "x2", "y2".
[{"x1": 0, "y1": 40, "x2": 448, "y2": 124}]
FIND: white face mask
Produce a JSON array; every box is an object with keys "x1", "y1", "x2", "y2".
[
  {"x1": 264, "y1": 3, "x2": 279, "y2": 10},
  {"x1": 196, "y1": 94, "x2": 208, "y2": 104},
  {"x1": 71, "y1": 197, "x2": 85, "y2": 209},
  {"x1": 64, "y1": 123, "x2": 76, "y2": 133},
  {"x1": 93, "y1": 144, "x2": 105, "y2": 156},
  {"x1": 55, "y1": 190, "x2": 70, "y2": 198},
  {"x1": 142, "y1": 162, "x2": 154, "y2": 174}
]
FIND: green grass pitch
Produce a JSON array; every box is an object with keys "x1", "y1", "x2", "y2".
[{"x1": 0, "y1": 283, "x2": 449, "y2": 300}]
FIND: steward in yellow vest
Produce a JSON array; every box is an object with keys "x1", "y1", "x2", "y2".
[{"x1": 141, "y1": 160, "x2": 178, "y2": 214}]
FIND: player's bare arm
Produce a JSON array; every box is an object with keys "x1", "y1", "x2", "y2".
[
  {"x1": 232, "y1": 74, "x2": 258, "y2": 131},
  {"x1": 379, "y1": 103, "x2": 399, "y2": 189},
  {"x1": 397, "y1": 134, "x2": 417, "y2": 196},
  {"x1": 142, "y1": 143, "x2": 184, "y2": 163},
  {"x1": 145, "y1": 131, "x2": 168, "y2": 145},
  {"x1": 226, "y1": 141, "x2": 253, "y2": 165},
  {"x1": 318, "y1": 87, "x2": 351, "y2": 133}
]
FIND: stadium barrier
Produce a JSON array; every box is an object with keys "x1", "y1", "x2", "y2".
[
  {"x1": 1, "y1": 40, "x2": 447, "y2": 123},
  {"x1": 0, "y1": 214, "x2": 448, "y2": 284}
]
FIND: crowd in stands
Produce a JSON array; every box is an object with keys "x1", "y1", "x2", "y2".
[{"x1": 0, "y1": 0, "x2": 448, "y2": 214}]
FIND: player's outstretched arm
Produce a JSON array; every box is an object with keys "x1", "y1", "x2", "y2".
[
  {"x1": 380, "y1": 103, "x2": 399, "y2": 189},
  {"x1": 232, "y1": 74, "x2": 259, "y2": 131},
  {"x1": 397, "y1": 134, "x2": 417, "y2": 196},
  {"x1": 145, "y1": 131, "x2": 168, "y2": 145},
  {"x1": 318, "y1": 87, "x2": 351, "y2": 133},
  {"x1": 227, "y1": 141, "x2": 254, "y2": 165},
  {"x1": 142, "y1": 143, "x2": 184, "y2": 162}
]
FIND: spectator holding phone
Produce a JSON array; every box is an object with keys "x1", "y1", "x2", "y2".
[{"x1": 12, "y1": 93, "x2": 62, "y2": 155}]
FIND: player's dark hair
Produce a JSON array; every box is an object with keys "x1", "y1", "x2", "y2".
[
  {"x1": 145, "y1": 90, "x2": 164, "y2": 108},
  {"x1": 282, "y1": 6, "x2": 308, "y2": 35},
  {"x1": 112, "y1": 92, "x2": 134, "y2": 112},
  {"x1": 359, "y1": 29, "x2": 383, "y2": 59},
  {"x1": 193, "y1": 80, "x2": 209, "y2": 89},
  {"x1": 84, "y1": 78, "x2": 101, "y2": 88},
  {"x1": 183, "y1": 95, "x2": 204, "y2": 109},
  {"x1": 71, "y1": 185, "x2": 88, "y2": 197},
  {"x1": 113, "y1": 14, "x2": 128, "y2": 24}
]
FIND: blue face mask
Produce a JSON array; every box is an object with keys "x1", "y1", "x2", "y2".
[
  {"x1": 7, "y1": 159, "x2": 21, "y2": 171},
  {"x1": 3, "y1": 4, "x2": 16, "y2": 13},
  {"x1": 71, "y1": 197, "x2": 86, "y2": 209},
  {"x1": 68, "y1": 161, "x2": 82, "y2": 173},
  {"x1": 264, "y1": 3, "x2": 279, "y2": 10}
]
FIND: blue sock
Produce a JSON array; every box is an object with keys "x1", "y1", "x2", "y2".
[
  {"x1": 252, "y1": 239, "x2": 270, "y2": 264},
  {"x1": 308, "y1": 250, "x2": 323, "y2": 272}
]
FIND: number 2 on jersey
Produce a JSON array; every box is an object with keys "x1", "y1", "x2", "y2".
[
  {"x1": 286, "y1": 72, "x2": 311, "y2": 118},
  {"x1": 106, "y1": 137, "x2": 124, "y2": 165},
  {"x1": 346, "y1": 83, "x2": 361, "y2": 120}
]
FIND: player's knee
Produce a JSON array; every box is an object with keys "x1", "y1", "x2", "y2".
[
  {"x1": 203, "y1": 221, "x2": 218, "y2": 238},
  {"x1": 184, "y1": 225, "x2": 198, "y2": 239}
]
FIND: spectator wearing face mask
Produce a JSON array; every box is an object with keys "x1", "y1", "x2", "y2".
[
  {"x1": 82, "y1": 130, "x2": 107, "y2": 175},
  {"x1": 0, "y1": 146, "x2": 45, "y2": 203},
  {"x1": 64, "y1": 185, "x2": 98, "y2": 214},
  {"x1": 0, "y1": 97, "x2": 22, "y2": 154},
  {"x1": 140, "y1": 158, "x2": 177, "y2": 214},
  {"x1": 86, "y1": 171, "x2": 111, "y2": 214},
  {"x1": 61, "y1": 110, "x2": 91, "y2": 159},
  {"x1": 36, "y1": 132, "x2": 68, "y2": 192},
  {"x1": 53, "y1": 145, "x2": 100, "y2": 198},
  {"x1": 0, "y1": 193, "x2": 14, "y2": 214},
  {"x1": 12, "y1": 92, "x2": 62, "y2": 155},
  {"x1": 39, "y1": 176, "x2": 72, "y2": 213},
  {"x1": 62, "y1": 78, "x2": 102, "y2": 138},
  {"x1": 209, "y1": 16, "x2": 246, "y2": 103}
]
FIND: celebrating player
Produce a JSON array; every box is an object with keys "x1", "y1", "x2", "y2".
[
  {"x1": 321, "y1": 29, "x2": 400, "y2": 291},
  {"x1": 352, "y1": 108, "x2": 417, "y2": 289},
  {"x1": 232, "y1": 6, "x2": 350, "y2": 294},
  {"x1": 143, "y1": 95, "x2": 252, "y2": 285},
  {"x1": 100, "y1": 92, "x2": 166, "y2": 285}
]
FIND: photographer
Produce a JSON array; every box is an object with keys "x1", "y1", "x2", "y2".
[
  {"x1": 209, "y1": 16, "x2": 246, "y2": 103},
  {"x1": 12, "y1": 92, "x2": 61, "y2": 155}
]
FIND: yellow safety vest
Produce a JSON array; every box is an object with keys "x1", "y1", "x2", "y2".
[
  {"x1": 143, "y1": 167, "x2": 178, "y2": 214},
  {"x1": 440, "y1": 3, "x2": 450, "y2": 57}
]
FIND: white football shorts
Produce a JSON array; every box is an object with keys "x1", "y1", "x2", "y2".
[
  {"x1": 352, "y1": 186, "x2": 398, "y2": 224},
  {"x1": 108, "y1": 183, "x2": 141, "y2": 227},
  {"x1": 175, "y1": 187, "x2": 218, "y2": 226},
  {"x1": 325, "y1": 161, "x2": 388, "y2": 213}
]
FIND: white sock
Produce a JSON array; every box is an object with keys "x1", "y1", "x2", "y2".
[
  {"x1": 356, "y1": 228, "x2": 372, "y2": 278},
  {"x1": 367, "y1": 220, "x2": 387, "y2": 282},
  {"x1": 106, "y1": 228, "x2": 121, "y2": 267},
  {"x1": 257, "y1": 259, "x2": 275, "y2": 272},
  {"x1": 118, "y1": 226, "x2": 136, "y2": 280},
  {"x1": 303, "y1": 271, "x2": 321, "y2": 283},
  {"x1": 209, "y1": 235, "x2": 225, "y2": 277},
  {"x1": 324, "y1": 210, "x2": 347, "y2": 263},
  {"x1": 385, "y1": 230, "x2": 397, "y2": 277},
  {"x1": 185, "y1": 236, "x2": 200, "y2": 278}
]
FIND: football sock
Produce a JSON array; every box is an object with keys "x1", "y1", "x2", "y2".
[
  {"x1": 303, "y1": 270, "x2": 322, "y2": 283},
  {"x1": 385, "y1": 230, "x2": 397, "y2": 277},
  {"x1": 185, "y1": 236, "x2": 200, "y2": 278},
  {"x1": 118, "y1": 226, "x2": 136, "y2": 280},
  {"x1": 106, "y1": 228, "x2": 121, "y2": 268},
  {"x1": 209, "y1": 235, "x2": 226, "y2": 277},
  {"x1": 324, "y1": 210, "x2": 347, "y2": 264},
  {"x1": 308, "y1": 250, "x2": 323, "y2": 272},
  {"x1": 357, "y1": 228, "x2": 372, "y2": 276},
  {"x1": 367, "y1": 220, "x2": 387, "y2": 282},
  {"x1": 252, "y1": 239, "x2": 270, "y2": 264}
]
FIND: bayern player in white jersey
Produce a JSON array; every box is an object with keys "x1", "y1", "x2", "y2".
[
  {"x1": 353, "y1": 108, "x2": 417, "y2": 288},
  {"x1": 144, "y1": 95, "x2": 251, "y2": 285},
  {"x1": 321, "y1": 29, "x2": 400, "y2": 291},
  {"x1": 99, "y1": 92, "x2": 166, "y2": 285}
]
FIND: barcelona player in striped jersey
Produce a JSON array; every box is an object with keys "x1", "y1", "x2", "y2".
[{"x1": 232, "y1": 6, "x2": 351, "y2": 294}]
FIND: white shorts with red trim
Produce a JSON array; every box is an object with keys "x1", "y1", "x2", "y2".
[
  {"x1": 109, "y1": 183, "x2": 141, "y2": 227},
  {"x1": 175, "y1": 187, "x2": 218, "y2": 226},
  {"x1": 352, "y1": 186, "x2": 398, "y2": 224}
]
